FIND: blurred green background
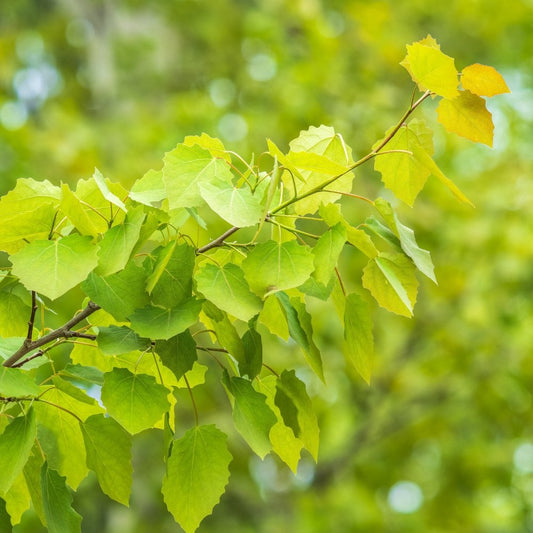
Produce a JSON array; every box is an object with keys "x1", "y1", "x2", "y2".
[{"x1": 1, "y1": 1, "x2": 532, "y2": 532}]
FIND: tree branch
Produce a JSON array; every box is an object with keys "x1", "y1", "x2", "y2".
[
  {"x1": 3, "y1": 301, "x2": 101, "y2": 368},
  {"x1": 196, "y1": 226, "x2": 240, "y2": 254}
]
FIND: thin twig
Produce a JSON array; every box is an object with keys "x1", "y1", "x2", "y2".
[
  {"x1": 196, "y1": 226, "x2": 240, "y2": 254},
  {"x1": 3, "y1": 301, "x2": 101, "y2": 368}
]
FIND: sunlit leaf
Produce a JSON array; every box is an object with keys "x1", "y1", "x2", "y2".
[
  {"x1": 11, "y1": 234, "x2": 99, "y2": 301},
  {"x1": 195, "y1": 263, "x2": 262, "y2": 322},
  {"x1": 242, "y1": 240, "x2": 314, "y2": 296},
  {"x1": 437, "y1": 90, "x2": 494, "y2": 147},
  {"x1": 400, "y1": 36, "x2": 459, "y2": 98},
  {"x1": 162, "y1": 425, "x2": 231, "y2": 533},
  {"x1": 461, "y1": 63, "x2": 510, "y2": 97},
  {"x1": 199, "y1": 180, "x2": 264, "y2": 227}
]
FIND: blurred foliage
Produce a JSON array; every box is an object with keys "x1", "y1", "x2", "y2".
[{"x1": 1, "y1": 0, "x2": 532, "y2": 532}]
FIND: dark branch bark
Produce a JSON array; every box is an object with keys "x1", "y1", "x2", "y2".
[
  {"x1": 196, "y1": 226, "x2": 240, "y2": 254},
  {"x1": 3, "y1": 301, "x2": 101, "y2": 368}
]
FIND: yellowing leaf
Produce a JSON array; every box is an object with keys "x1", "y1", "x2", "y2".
[
  {"x1": 373, "y1": 120, "x2": 434, "y2": 206},
  {"x1": 401, "y1": 37, "x2": 459, "y2": 98},
  {"x1": 461, "y1": 63, "x2": 510, "y2": 97},
  {"x1": 437, "y1": 90, "x2": 494, "y2": 147}
]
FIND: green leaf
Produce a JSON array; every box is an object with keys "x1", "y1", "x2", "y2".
[
  {"x1": 362, "y1": 252, "x2": 419, "y2": 317},
  {"x1": 41, "y1": 463, "x2": 82, "y2": 533},
  {"x1": 162, "y1": 425, "x2": 232, "y2": 533},
  {"x1": 254, "y1": 376, "x2": 303, "y2": 472},
  {"x1": 241, "y1": 328, "x2": 262, "y2": 379},
  {"x1": 275, "y1": 370, "x2": 319, "y2": 461},
  {"x1": 128, "y1": 299, "x2": 202, "y2": 340},
  {"x1": 374, "y1": 198, "x2": 436, "y2": 283},
  {"x1": 10, "y1": 234, "x2": 99, "y2": 301},
  {"x1": 0, "y1": 499, "x2": 11, "y2": 530},
  {"x1": 60, "y1": 364, "x2": 104, "y2": 387},
  {"x1": 146, "y1": 241, "x2": 196, "y2": 308},
  {"x1": 0, "y1": 367, "x2": 40, "y2": 397},
  {"x1": 228, "y1": 377, "x2": 277, "y2": 458},
  {"x1": 201, "y1": 303, "x2": 245, "y2": 369},
  {"x1": 199, "y1": 180, "x2": 264, "y2": 227},
  {"x1": 184, "y1": 133, "x2": 230, "y2": 161},
  {"x1": 129, "y1": 169, "x2": 167, "y2": 206},
  {"x1": 101, "y1": 367, "x2": 171, "y2": 434},
  {"x1": 175, "y1": 362, "x2": 208, "y2": 389},
  {"x1": 373, "y1": 120, "x2": 433, "y2": 206},
  {"x1": 242, "y1": 240, "x2": 314, "y2": 296},
  {"x1": 4, "y1": 471, "x2": 31, "y2": 525},
  {"x1": 81, "y1": 414, "x2": 132, "y2": 505},
  {"x1": 343, "y1": 293, "x2": 374, "y2": 384},
  {"x1": 345, "y1": 225, "x2": 379, "y2": 259},
  {"x1": 311, "y1": 223, "x2": 346, "y2": 285},
  {"x1": 97, "y1": 325, "x2": 150, "y2": 355},
  {"x1": 93, "y1": 169, "x2": 127, "y2": 212},
  {"x1": 284, "y1": 125, "x2": 355, "y2": 215},
  {"x1": 36, "y1": 380, "x2": 102, "y2": 488},
  {"x1": 411, "y1": 144, "x2": 474, "y2": 207},
  {"x1": 60, "y1": 179, "x2": 115, "y2": 237},
  {"x1": 275, "y1": 293, "x2": 324, "y2": 382},
  {"x1": 162, "y1": 144, "x2": 233, "y2": 209},
  {"x1": 0, "y1": 291, "x2": 30, "y2": 337},
  {"x1": 96, "y1": 206, "x2": 145, "y2": 276},
  {"x1": 155, "y1": 330, "x2": 198, "y2": 381},
  {"x1": 23, "y1": 445, "x2": 46, "y2": 526},
  {"x1": 258, "y1": 294, "x2": 289, "y2": 340},
  {"x1": 195, "y1": 263, "x2": 262, "y2": 322},
  {"x1": 82, "y1": 260, "x2": 149, "y2": 321},
  {"x1": 0, "y1": 408, "x2": 36, "y2": 496},
  {"x1": 0, "y1": 203, "x2": 58, "y2": 254}
]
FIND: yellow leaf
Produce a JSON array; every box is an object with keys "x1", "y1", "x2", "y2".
[
  {"x1": 461, "y1": 63, "x2": 510, "y2": 97},
  {"x1": 400, "y1": 36, "x2": 459, "y2": 98},
  {"x1": 437, "y1": 90, "x2": 494, "y2": 147}
]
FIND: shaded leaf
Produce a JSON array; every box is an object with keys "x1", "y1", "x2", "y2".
[
  {"x1": 41, "y1": 464, "x2": 81, "y2": 533},
  {"x1": 275, "y1": 370, "x2": 319, "y2": 461},
  {"x1": 0, "y1": 408, "x2": 36, "y2": 496},
  {"x1": 81, "y1": 414, "x2": 132, "y2": 505},
  {"x1": 228, "y1": 377, "x2": 277, "y2": 458},
  {"x1": 101, "y1": 368, "x2": 171, "y2": 434},
  {"x1": 82, "y1": 261, "x2": 149, "y2": 321},
  {"x1": 97, "y1": 325, "x2": 150, "y2": 355},
  {"x1": 155, "y1": 330, "x2": 198, "y2": 381},
  {"x1": 343, "y1": 293, "x2": 374, "y2": 384},
  {"x1": 129, "y1": 299, "x2": 202, "y2": 340}
]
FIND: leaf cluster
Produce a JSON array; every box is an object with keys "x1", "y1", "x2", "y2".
[{"x1": 0, "y1": 37, "x2": 508, "y2": 532}]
